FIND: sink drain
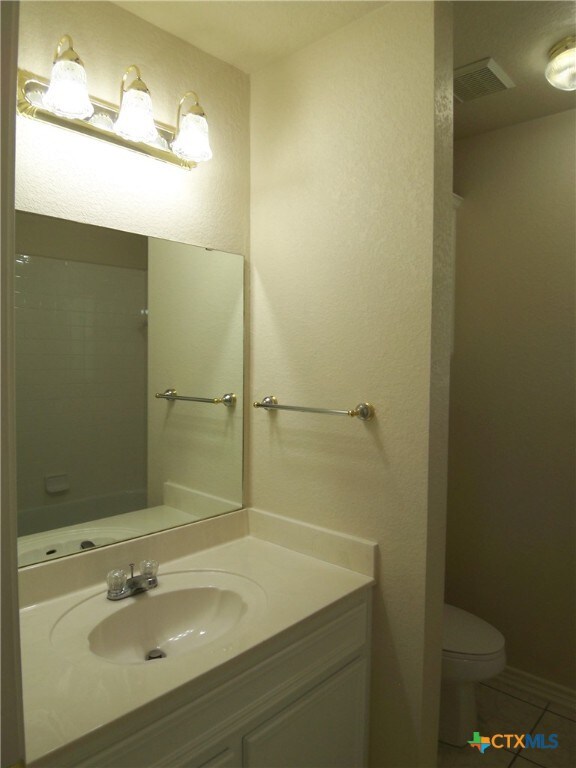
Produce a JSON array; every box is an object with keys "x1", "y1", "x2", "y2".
[{"x1": 145, "y1": 648, "x2": 166, "y2": 661}]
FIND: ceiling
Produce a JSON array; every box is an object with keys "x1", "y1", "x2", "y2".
[
  {"x1": 453, "y1": 1, "x2": 575, "y2": 138},
  {"x1": 114, "y1": 1, "x2": 386, "y2": 75},
  {"x1": 115, "y1": 0, "x2": 576, "y2": 139}
]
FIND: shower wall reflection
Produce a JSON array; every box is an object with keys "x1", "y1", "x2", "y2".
[{"x1": 16, "y1": 250, "x2": 148, "y2": 537}]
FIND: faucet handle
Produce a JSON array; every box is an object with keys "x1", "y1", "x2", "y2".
[
  {"x1": 106, "y1": 568, "x2": 128, "y2": 596},
  {"x1": 140, "y1": 559, "x2": 158, "y2": 579}
]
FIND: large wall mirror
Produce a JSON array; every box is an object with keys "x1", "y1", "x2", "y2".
[{"x1": 15, "y1": 211, "x2": 244, "y2": 567}]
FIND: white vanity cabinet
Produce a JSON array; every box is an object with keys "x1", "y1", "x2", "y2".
[
  {"x1": 34, "y1": 589, "x2": 371, "y2": 768},
  {"x1": 184, "y1": 659, "x2": 367, "y2": 768},
  {"x1": 242, "y1": 657, "x2": 367, "y2": 768}
]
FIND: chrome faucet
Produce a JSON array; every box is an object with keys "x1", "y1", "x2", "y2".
[{"x1": 106, "y1": 560, "x2": 159, "y2": 600}]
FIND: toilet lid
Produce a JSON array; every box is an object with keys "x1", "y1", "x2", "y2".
[{"x1": 443, "y1": 604, "x2": 505, "y2": 655}]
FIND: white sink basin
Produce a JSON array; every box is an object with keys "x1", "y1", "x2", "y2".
[{"x1": 50, "y1": 570, "x2": 266, "y2": 665}]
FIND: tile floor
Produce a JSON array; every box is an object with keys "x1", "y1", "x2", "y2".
[{"x1": 438, "y1": 677, "x2": 576, "y2": 768}]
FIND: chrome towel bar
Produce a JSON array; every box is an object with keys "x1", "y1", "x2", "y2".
[
  {"x1": 253, "y1": 395, "x2": 375, "y2": 422},
  {"x1": 155, "y1": 389, "x2": 236, "y2": 407}
]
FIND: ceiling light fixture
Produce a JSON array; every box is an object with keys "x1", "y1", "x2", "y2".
[
  {"x1": 17, "y1": 34, "x2": 213, "y2": 169},
  {"x1": 545, "y1": 36, "x2": 576, "y2": 91}
]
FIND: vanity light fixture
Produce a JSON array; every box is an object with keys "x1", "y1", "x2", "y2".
[
  {"x1": 545, "y1": 36, "x2": 576, "y2": 91},
  {"x1": 17, "y1": 34, "x2": 213, "y2": 169},
  {"x1": 43, "y1": 35, "x2": 94, "y2": 119},
  {"x1": 114, "y1": 65, "x2": 159, "y2": 144},
  {"x1": 172, "y1": 91, "x2": 213, "y2": 163}
]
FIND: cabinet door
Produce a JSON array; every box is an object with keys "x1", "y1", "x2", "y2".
[
  {"x1": 173, "y1": 738, "x2": 242, "y2": 768},
  {"x1": 243, "y1": 658, "x2": 367, "y2": 768},
  {"x1": 195, "y1": 747, "x2": 241, "y2": 768}
]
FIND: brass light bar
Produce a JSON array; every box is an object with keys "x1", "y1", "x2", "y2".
[{"x1": 17, "y1": 69, "x2": 197, "y2": 170}]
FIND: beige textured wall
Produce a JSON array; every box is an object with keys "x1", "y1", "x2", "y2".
[
  {"x1": 250, "y1": 3, "x2": 452, "y2": 765},
  {"x1": 422, "y1": 1, "x2": 454, "y2": 755},
  {"x1": 148, "y1": 239, "x2": 243, "y2": 512},
  {"x1": 449, "y1": 110, "x2": 576, "y2": 689},
  {"x1": 16, "y1": 1, "x2": 249, "y2": 255}
]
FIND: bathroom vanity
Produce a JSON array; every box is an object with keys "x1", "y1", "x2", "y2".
[{"x1": 19, "y1": 509, "x2": 375, "y2": 768}]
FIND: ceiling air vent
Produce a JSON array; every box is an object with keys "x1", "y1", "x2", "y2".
[{"x1": 454, "y1": 58, "x2": 515, "y2": 103}]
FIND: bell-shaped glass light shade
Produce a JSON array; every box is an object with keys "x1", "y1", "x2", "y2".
[
  {"x1": 114, "y1": 87, "x2": 159, "y2": 143},
  {"x1": 43, "y1": 45, "x2": 94, "y2": 119},
  {"x1": 545, "y1": 38, "x2": 576, "y2": 91},
  {"x1": 172, "y1": 112, "x2": 212, "y2": 163}
]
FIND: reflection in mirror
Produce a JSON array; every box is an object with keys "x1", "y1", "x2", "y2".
[{"x1": 15, "y1": 211, "x2": 244, "y2": 567}]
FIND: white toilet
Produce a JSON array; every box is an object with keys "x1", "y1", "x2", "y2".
[{"x1": 440, "y1": 604, "x2": 506, "y2": 746}]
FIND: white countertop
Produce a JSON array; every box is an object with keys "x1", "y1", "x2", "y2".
[{"x1": 20, "y1": 524, "x2": 375, "y2": 764}]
